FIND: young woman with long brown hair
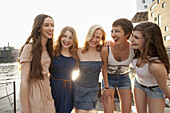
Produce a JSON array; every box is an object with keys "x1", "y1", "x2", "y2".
[
  {"x1": 19, "y1": 14, "x2": 55, "y2": 113},
  {"x1": 130, "y1": 22, "x2": 170, "y2": 113}
]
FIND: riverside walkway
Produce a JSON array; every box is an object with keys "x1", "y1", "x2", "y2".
[
  {"x1": 0, "y1": 77, "x2": 170, "y2": 113},
  {"x1": 71, "y1": 77, "x2": 170, "y2": 113}
]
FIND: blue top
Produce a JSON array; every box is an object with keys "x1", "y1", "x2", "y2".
[
  {"x1": 51, "y1": 54, "x2": 76, "y2": 80},
  {"x1": 76, "y1": 61, "x2": 102, "y2": 88}
]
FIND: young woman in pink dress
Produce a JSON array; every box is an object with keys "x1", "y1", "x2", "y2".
[{"x1": 19, "y1": 14, "x2": 55, "y2": 113}]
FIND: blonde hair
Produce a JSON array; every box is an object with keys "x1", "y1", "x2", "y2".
[{"x1": 82, "y1": 24, "x2": 106, "y2": 53}]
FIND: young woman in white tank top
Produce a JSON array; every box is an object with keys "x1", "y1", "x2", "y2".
[
  {"x1": 101, "y1": 18, "x2": 134, "y2": 113},
  {"x1": 130, "y1": 22, "x2": 170, "y2": 113}
]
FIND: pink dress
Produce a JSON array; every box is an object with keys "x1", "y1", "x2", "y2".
[{"x1": 20, "y1": 44, "x2": 55, "y2": 113}]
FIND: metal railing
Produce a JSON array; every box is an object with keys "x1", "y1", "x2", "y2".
[{"x1": 0, "y1": 81, "x2": 16, "y2": 113}]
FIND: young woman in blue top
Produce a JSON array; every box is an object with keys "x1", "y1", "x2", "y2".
[
  {"x1": 130, "y1": 22, "x2": 170, "y2": 113},
  {"x1": 50, "y1": 26, "x2": 79, "y2": 113},
  {"x1": 74, "y1": 24, "x2": 106, "y2": 113}
]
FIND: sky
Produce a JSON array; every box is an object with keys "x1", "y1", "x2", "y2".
[{"x1": 0, "y1": 0, "x2": 137, "y2": 49}]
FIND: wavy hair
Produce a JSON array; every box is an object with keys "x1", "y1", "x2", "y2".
[
  {"x1": 53, "y1": 26, "x2": 79, "y2": 61},
  {"x1": 82, "y1": 24, "x2": 106, "y2": 53},
  {"x1": 18, "y1": 14, "x2": 54, "y2": 80},
  {"x1": 133, "y1": 22, "x2": 169, "y2": 73}
]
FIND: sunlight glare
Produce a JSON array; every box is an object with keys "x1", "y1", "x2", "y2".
[{"x1": 72, "y1": 70, "x2": 79, "y2": 81}]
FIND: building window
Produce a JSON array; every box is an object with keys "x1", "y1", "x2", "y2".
[
  {"x1": 142, "y1": 0, "x2": 145, "y2": 3},
  {"x1": 158, "y1": 14, "x2": 161, "y2": 26},
  {"x1": 150, "y1": 3, "x2": 156, "y2": 11},
  {"x1": 154, "y1": 17, "x2": 157, "y2": 21},
  {"x1": 165, "y1": 35, "x2": 170, "y2": 41},
  {"x1": 162, "y1": 2, "x2": 165, "y2": 8},
  {"x1": 151, "y1": 12, "x2": 154, "y2": 17},
  {"x1": 157, "y1": 0, "x2": 160, "y2": 4},
  {"x1": 165, "y1": 26, "x2": 168, "y2": 31},
  {"x1": 144, "y1": 5, "x2": 147, "y2": 9}
]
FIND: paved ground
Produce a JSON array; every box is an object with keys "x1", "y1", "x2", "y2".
[
  {"x1": 0, "y1": 77, "x2": 170, "y2": 113},
  {"x1": 71, "y1": 77, "x2": 170, "y2": 113}
]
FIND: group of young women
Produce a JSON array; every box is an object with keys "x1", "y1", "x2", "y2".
[{"x1": 19, "y1": 14, "x2": 170, "y2": 113}]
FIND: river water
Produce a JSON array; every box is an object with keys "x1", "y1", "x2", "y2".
[{"x1": 0, "y1": 62, "x2": 20, "y2": 113}]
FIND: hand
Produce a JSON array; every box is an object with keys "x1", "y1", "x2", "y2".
[
  {"x1": 103, "y1": 40, "x2": 114, "y2": 47},
  {"x1": 102, "y1": 89, "x2": 113, "y2": 103}
]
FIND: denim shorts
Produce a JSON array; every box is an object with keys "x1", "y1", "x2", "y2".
[
  {"x1": 134, "y1": 78, "x2": 165, "y2": 99},
  {"x1": 102, "y1": 74, "x2": 131, "y2": 89}
]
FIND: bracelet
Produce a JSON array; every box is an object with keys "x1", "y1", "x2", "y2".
[{"x1": 104, "y1": 87, "x2": 110, "y2": 89}]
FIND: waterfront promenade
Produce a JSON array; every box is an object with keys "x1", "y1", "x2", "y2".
[
  {"x1": 0, "y1": 76, "x2": 170, "y2": 113},
  {"x1": 68, "y1": 76, "x2": 170, "y2": 113}
]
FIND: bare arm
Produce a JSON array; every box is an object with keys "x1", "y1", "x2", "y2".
[
  {"x1": 100, "y1": 46, "x2": 114, "y2": 101},
  {"x1": 100, "y1": 46, "x2": 109, "y2": 88},
  {"x1": 149, "y1": 62, "x2": 170, "y2": 100},
  {"x1": 20, "y1": 62, "x2": 31, "y2": 113}
]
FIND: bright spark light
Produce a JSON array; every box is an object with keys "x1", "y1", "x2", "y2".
[{"x1": 72, "y1": 70, "x2": 79, "y2": 81}]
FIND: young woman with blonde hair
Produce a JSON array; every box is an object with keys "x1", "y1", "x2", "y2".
[{"x1": 74, "y1": 24, "x2": 106, "y2": 113}]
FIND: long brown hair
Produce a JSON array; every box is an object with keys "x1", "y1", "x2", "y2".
[
  {"x1": 53, "y1": 26, "x2": 79, "y2": 61},
  {"x1": 82, "y1": 24, "x2": 106, "y2": 53},
  {"x1": 133, "y1": 22, "x2": 169, "y2": 73},
  {"x1": 18, "y1": 14, "x2": 54, "y2": 80}
]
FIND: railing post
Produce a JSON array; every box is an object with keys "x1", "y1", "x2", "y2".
[{"x1": 13, "y1": 81, "x2": 16, "y2": 113}]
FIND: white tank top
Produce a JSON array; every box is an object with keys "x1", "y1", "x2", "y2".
[
  {"x1": 132, "y1": 58, "x2": 158, "y2": 86},
  {"x1": 107, "y1": 42, "x2": 134, "y2": 75}
]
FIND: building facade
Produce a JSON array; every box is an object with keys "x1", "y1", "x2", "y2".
[
  {"x1": 148, "y1": 0, "x2": 170, "y2": 59},
  {"x1": 136, "y1": 0, "x2": 154, "y2": 12},
  {"x1": 131, "y1": 0, "x2": 155, "y2": 23},
  {"x1": 0, "y1": 43, "x2": 19, "y2": 63},
  {"x1": 148, "y1": 0, "x2": 170, "y2": 41}
]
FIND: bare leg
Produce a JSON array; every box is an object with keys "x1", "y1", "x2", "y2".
[
  {"x1": 102, "y1": 89, "x2": 115, "y2": 113},
  {"x1": 74, "y1": 108, "x2": 77, "y2": 113},
  {"x1": 148, "y1": 97, "x2": 165, "y2": 113},
  {"x1": 133, "y1": 87, "x2": 147, "y2": 113},
  {"x1": 77, "y1": 109, "x2": 90, "y2": 113},
  {"x1": 118, "y1": 89, "x2": 132, "y2": 113}
]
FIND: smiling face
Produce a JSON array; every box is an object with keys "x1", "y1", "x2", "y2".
[
  {"x1": 130, "y1": 31, "x2": 145, "y2": 52},
  {"x1": 111, "y1": 25, "x2": 127, "y2": 43},
  {"x1": 61, "y1": 30, "x2": 73, "y2": 49},
  {"x1": 88, "y1": 29, "x2": 103, "y2": 48},
  {"x1": 39, "y1": 17, "x2": 54, "y2": 40}
]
